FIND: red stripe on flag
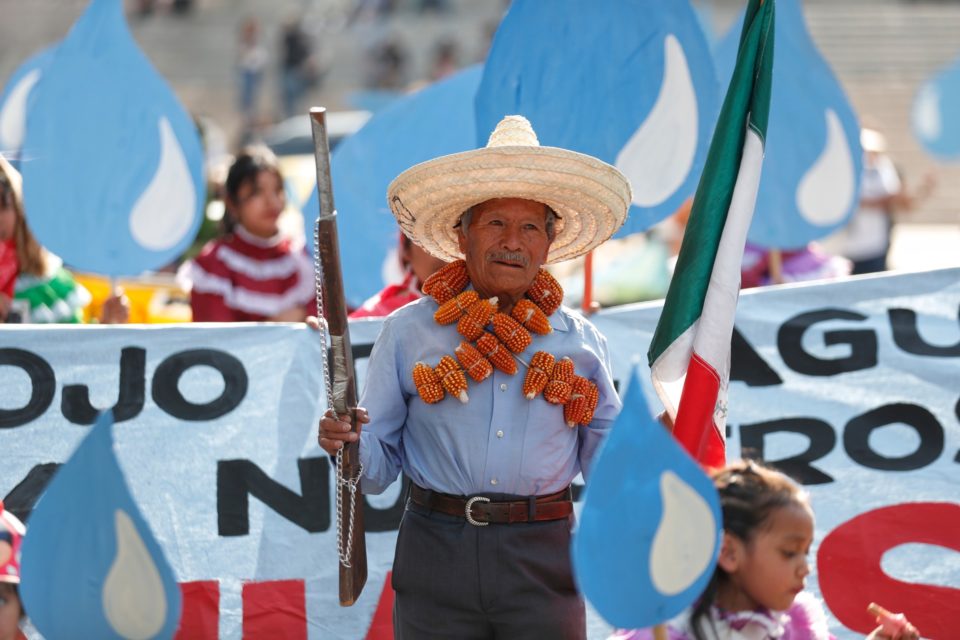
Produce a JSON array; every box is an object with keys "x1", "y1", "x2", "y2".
[
  {"x1": 673, "y1": 352, "x2": 725, "y2": 468},
  {"x1": 242, "y1": 579, "x2": 307, "y2": 640},
  {"x1": 175, "y1": 581, "x2": 220, "y2": 639},
  {"x1": 365, "y1": 571, "x2": 396, "y2": 640}
]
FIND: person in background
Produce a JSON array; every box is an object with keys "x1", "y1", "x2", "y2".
[
  {"x1": 236, "y1": 16, "x2": 267, "y2": 144},
  {"x1": 0, "y1": 154, "x2": 127, "y2": 324},
  {"x1": 279, "y1": 16, "x2": 316, "y2": 119},
  {"x1": 428, "y1": 39, "x2": 458, "y2": 82},
  {"x1": 841, "y1": 128, "x2": 935, "y2": 275},
  {"x1": 177, "y1": 146, "x2": 314, "y2": 322},
  {"x1": 349, "y1": 232, "x2": 446, "y2": 319},
  {"x1": 0, "y1": 501, "x2": 27, "y2": 640},
  {"x1": 610, "y1": 460, "x2": 920, "y2": 640},
  {"x1": 740, "y1": 242, "x2": 850, "y2": 289}
]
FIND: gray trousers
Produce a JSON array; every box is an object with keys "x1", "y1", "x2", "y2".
[{"x1": 392, "y1": 499, "x2": 585, "y2": 640}]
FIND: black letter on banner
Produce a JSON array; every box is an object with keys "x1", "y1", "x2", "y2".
[
  {"x1": 955, "y1": 395, "x2": 960, "y2": 464},
  {"x1": 844, "y1": 403, "x2": 944, "y2": 471},
  {"x1": 217, "y1": 457, "x2": 330, "y2": 536},
  {"x1": 740, "y1": 418, "x2": 836, "y2": 485},
  {"x1": 2, "y1": 463, "x2": 61, "y2": 523},
  {"x1": 363, "y1": 475, "x2": 410, "y2": 532},
  {"x1": 778, "y1": 309, "x2": 877, "y2": 376},
  {"x1": 731, "y1": 327, "x2": 783, "y2": 387},
  {"x1": 153, "y1": 349, "x2": 247, "y2": 421},
  {"x1": 0, "y1": 349, "x2": 55, "y2": 429},
  {"x1": 62, "y1": 347, "x2": 146, "y2": 424},
  {"x1": 888, "y1": 308, "x2": 960, "y2": 357}
]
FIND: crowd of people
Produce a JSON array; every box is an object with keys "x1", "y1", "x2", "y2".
[{"x1": 0, "y1": 65, "x2": 938, "y2": 640}]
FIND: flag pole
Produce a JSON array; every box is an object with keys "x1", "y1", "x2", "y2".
[{"x1": 581, "y1": 250, "x2": 595, "y2": 314}]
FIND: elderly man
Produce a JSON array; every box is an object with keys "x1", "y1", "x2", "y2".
[{"x1": 319, "y1": 115, "x2": 631, "y2": 639}]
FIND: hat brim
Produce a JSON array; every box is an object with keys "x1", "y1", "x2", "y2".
[{"x1": 387, "y1": 146, "x2": 631, "y2": 264}]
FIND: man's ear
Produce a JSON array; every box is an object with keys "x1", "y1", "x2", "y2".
[
  {"x1": 717, "y1": 532, "x2": 742, "y2": 574},
  {"x1": 457, "y1": 228, "x2": 468, "y2": 254}
]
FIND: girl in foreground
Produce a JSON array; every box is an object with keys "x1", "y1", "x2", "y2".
[{"x1": 611, "y1": 461, "x2": 919, "y2": 640}]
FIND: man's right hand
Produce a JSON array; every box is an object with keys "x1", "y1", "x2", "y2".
[{"x1": 318, "y1": 407, "x2": 369, "y2": 455}]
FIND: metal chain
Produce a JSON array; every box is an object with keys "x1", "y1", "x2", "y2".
[{"x1": 313, "y1": 221, "x2": 362, "y2": 569}]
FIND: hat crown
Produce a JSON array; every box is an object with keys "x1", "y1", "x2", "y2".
[{"x1": 486, "y1": 115, "x2": 540, "y2": 148}]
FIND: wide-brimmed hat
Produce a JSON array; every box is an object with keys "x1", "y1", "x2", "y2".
[
  {"x1": 0, "y1": 500, "x2": 25, "y2": 584},
  {"x1": 387, "y1": 115, "x2": 632, "y2": 264}
]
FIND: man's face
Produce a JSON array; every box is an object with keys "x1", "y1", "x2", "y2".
[{"x1": 457, "y1": 198, "x2": 552, "y2": 305}]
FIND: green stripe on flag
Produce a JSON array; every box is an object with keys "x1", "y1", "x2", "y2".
[{"x1": 647, "y1": 0, "x2": 775, "y2": 365}]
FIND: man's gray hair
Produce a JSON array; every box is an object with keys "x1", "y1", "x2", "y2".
[{"x1": 458, "y1": 202, "x2": 559, "y2": 241}]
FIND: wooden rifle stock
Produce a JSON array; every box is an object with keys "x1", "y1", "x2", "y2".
[{"x1": 309, "y1": 107, "x2": 367, "y2": 606}]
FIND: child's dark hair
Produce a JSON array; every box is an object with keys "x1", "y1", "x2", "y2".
[
  {"x1": 0, "y1": 582, "x2": 25, "y2": 620},
  {"x1": 221, "y1": 145, "x2": 282, "y2": 235},
  {"x1": 690, "y1": 460, "x2": 809, "y2": 640},
  {"x1": 0, "y1": 157, "x2": 46, "y2": 276}
]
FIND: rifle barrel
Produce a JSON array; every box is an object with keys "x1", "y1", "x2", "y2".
[{"x1": 310, "y1": 107, "x2": 368, "y2": 606}]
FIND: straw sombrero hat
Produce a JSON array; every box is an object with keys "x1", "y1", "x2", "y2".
[{"x1": 387, "y1": 115, "x2": 632, "y2": 264}]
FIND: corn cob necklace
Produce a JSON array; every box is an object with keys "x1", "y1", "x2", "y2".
[{"x1": 411, "y1": 260, "x2": 600, "y2": 427}]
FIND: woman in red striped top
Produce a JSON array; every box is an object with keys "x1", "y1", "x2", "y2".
[{"x1": 178, "y1": 147, "x2": 314, "y2": 322}]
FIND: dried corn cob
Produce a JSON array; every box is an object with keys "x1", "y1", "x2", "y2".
[
  {"x1": 564, "y1": 376, "x2": 593, "y2": 426},
  {"x1": 434, "y1": 290, "x2": 479, "y2": 324},
  {"x1": 457, "y1": 297, "x2": 497, "y2": 341},
  {"x1": 522, "y1": 351, "x2": 555, "y2": 399},
  {"x1": 491, "y1": 313, "x2": 533, "y2": 353},
  {"x1": 580, "y1": 378, "x2": 599, "y2": 424},
  {"x1": 476, "y1": 332, "x2": 517, "y2": 375},
  {"x1": 526, "y1": 269, "x2": 563, "y2": 316},
  {"x1": 455, "y1": 341, "x2": 493, "y2": 383},
  {"x1": 435, "y1": 355, "x2": 469, "y2": 403},
  {"x1": 422, "y1": 260, "x2": 469, "y2": 304},
  {"x1": 412, "y1": 361, "x2": 445, "y2": 404},
  {"x1": 511, "y1": 299, "x2": 552, "y2": 335},
  {"x1": 543, "y1": 357, "x2": 574, "y2": 404}
]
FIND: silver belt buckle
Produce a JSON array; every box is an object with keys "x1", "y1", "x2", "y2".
[{"x1": 464, "y1": 496, "x2": 491, "y2": 526}]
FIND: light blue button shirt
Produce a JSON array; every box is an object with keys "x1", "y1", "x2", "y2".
[{"x1": 358, "y1": 296, "x2": 622, "y2": 497}]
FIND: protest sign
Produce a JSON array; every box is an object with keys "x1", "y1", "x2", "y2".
[{"x1": 2, "y1": 269, "x2": 957, "y2": 637}]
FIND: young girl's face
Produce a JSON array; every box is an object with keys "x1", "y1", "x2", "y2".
[
  {"x1": 0, "y1": 583, "x2": 22, "y2": 640},
  {"x1": 721, "y1": 501, "x2": 814, "y2": 613},
  {"x1": 232, "y1": 170, "x2": 285, "y2": 239}
]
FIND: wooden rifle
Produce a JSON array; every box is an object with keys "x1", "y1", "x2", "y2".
[{"x1": 309, "y1": 107, "x2": 367, "y2": 606}]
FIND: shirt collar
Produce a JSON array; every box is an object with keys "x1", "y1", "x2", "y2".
[
  {"x1": 235, "y1": 223, "x2": 285, "y2": 248},
  {"x1": 549, "y1": 308, "x2": 569, "y2": 332}
]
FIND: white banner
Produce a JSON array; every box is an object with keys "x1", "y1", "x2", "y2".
[{"x1": 2, "y1": 268, "x2": 958, "y2": 638}]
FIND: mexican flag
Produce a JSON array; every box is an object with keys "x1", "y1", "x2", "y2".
[{"x1": 648, "y1": 0, "x2": 775, "y2": 468}]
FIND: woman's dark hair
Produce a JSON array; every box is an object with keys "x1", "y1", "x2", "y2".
[
  {"x1": 0, "y1": 169, "x2": 13, "y2": 210},
  {"x1": 221, "y1": 145, "x2": 282, "y2": 235},
  {"x1": 689, "y1": 460, "x2": 808, "y2": 640},
  {"x1": 0, "y1": 159, "x2": 46, "y2": 276}
]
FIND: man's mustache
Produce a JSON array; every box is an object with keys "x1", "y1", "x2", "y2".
[{"x1": 487, "y1": 251, "x2": 529, "y2": 267}]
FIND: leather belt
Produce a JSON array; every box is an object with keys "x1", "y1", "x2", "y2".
[{"x1": 409, "y1": 483, "x2": 573, "y2": 526}]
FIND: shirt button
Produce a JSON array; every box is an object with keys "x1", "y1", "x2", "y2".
[
  {"x1": 500, "y1": 383, "x2": 508, "y2": 392},
  {"x1": 496, "y1": 430, "x2": 504, "y2": 438},
  {"x1": 490, "y1": 478, "x2": 499, "y2": 486}
]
